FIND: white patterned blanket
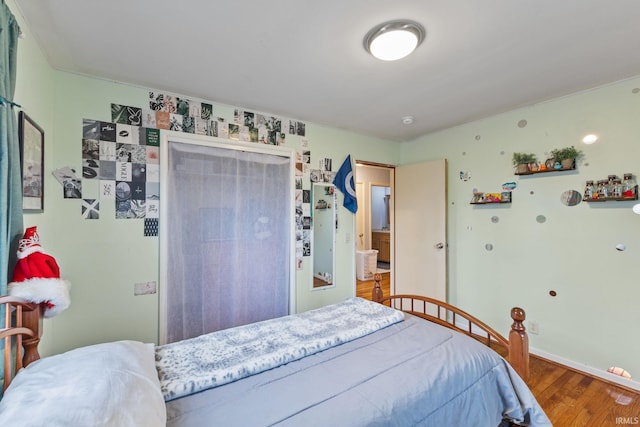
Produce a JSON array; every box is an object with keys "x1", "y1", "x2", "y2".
[{"x1": 155, "y1": 297, "x2": 404, "y2": 401}]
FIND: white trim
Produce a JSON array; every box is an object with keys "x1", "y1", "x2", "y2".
[
  {"x1": 530, "y1": 347, "x2": 640, "y2": 391},
  {"x1": 310, "y1": 182, "x2": 336, "y2": 292},
  {"x1": 159, "y1": 131, "x2": 297, "y2": 344},
  {"x1": 452, "y1": 317, "x2": 640, "y2": 391}
]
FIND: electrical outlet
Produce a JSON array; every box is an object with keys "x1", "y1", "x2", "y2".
[
  {"x1": 134, "y1": 281, "x2": 157, "y2": 296},
  {"x1": 528, "y1": 320, "x2": 539, "y2": 335}
]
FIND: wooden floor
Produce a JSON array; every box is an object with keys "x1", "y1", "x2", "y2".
[
  {"x1": 525, "y1": 354, "x2": 640, "y2": 426},
  {"x1": 356, "y1": 276, "x2": 640, "y2": 426},
  {"x1": 313, "y1": 276, "x2": 332, "y2": 288},
  {"x1": 356, "y1": 271, "x2": 391, "y2": 299}
]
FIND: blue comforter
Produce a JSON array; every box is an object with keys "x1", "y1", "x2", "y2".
[{"x1": 165, "y1": 299, "x2": 551, "y2": 426}]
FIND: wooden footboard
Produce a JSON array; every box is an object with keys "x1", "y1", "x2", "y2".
[
  {"x1": 371, "y1": 275, "x2": 529, "y2": 381},
  {"x1": 1, "y1": 296, "x2": 44, "y2": 392}
]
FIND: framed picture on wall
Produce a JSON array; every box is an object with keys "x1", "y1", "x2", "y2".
[{"x1": 19, "y1": 111, "x2": 45, "y2": 212}]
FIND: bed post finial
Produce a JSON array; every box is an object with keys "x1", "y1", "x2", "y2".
[
  {"x1": 509, "y1": 307, "x2": 529, "y2": 381},
  {"x1": 372, "y1": 273, "x2": 383, "y2": 303},
  {"x1": 21, "y1": 303, "x2": 44, "y2": 367}
]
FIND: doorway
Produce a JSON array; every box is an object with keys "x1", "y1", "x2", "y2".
[
  {"x1": 355, "y1": 158, "x2": 448, "y2": 303},
  {"x1": 355, "y1": 162, "x2": 393, "y2": 300}
]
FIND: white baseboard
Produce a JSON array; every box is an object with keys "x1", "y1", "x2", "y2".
[
  {"x1": 530, "y1": 347, "x2": 640, "y2": 392},
  {"x1": 442, "y1": 318, "x2": 639, "y2": 391}
]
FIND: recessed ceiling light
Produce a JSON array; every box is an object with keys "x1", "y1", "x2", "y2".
[
  {"x1": 582, "y1": 134, "x2": 598, "y2": 144},
  {"x1": 401, "y1": 116, "x2": 415, "y2": 125},
  {"x1": 364, "y1": 20, "x2": 425, "y2": 61}
]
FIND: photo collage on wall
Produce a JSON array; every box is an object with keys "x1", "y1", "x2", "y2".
[
  {"x1": 296, "y1": 144, "x2": 311, "y2": 264},
  {"x1": 81, "y1": 119, "x2": 160, "y2": 226},
  {"x1": 77, "y1": 91, "x2": 322, "y2": 268},
  {"x1": 142, "y1": 92, "x2": 306, "y2": 143},
  {"x1": 295, "y1": 155, "x2": 337, "y2": 269}
]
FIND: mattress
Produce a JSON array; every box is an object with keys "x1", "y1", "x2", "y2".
[{"x1": 165, "y1": 313, "x2": 551, "y2": 426}]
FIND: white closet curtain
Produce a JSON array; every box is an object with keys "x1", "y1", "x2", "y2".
[{"x1": 161, "y1": 137, "x2": 293, "y2": 344}]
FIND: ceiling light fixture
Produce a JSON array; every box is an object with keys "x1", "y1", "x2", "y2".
[
  {"x1": 401, "y1": 115, "x2": 415, "y2": 125},
  {"x1": 364, "y1": 20, "x2": 426, "y2": 61},
  {"x1": 582, "y1": 134, "x2": 598, "y2": 144}
]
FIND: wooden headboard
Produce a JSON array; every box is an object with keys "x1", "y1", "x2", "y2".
[
  {"x1": 1, "y1": 296, "x2": 44, "y2": 392},
  {"x1": 371, "y1": 274, "x2": 529, "y2": 381}
]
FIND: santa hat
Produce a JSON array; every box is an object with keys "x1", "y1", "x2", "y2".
[{"x1": 8, "y1": 227, "x2": 71, "y2": 318}]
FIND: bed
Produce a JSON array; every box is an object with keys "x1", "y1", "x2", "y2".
[{"x1": 0, "y1": 284, "x2": 551, "y2": 426}]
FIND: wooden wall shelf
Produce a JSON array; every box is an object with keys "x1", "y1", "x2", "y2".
[
  {"x1": 515, "y1": 166, "x2": 575, "y2": 176},
  {"x1": 470, "y1": 200, "x2": 512, "y2": 205},
  {"x1": 470, "y1": 192, "x2": 512, "y2": 205},
  {"x1": 585, "y1": 197, "x2": 638, "y2": 203},
  {"x1": 584, "y1": 185, "x2": 638, "y2": 203}
]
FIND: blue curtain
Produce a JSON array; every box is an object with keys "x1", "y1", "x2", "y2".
[
  {"x1": 1, "y1": 0, "x2": 23, "y2": 296},
  {"x1": 1, "y1": 0, "x2": 24, "y2": 393}
]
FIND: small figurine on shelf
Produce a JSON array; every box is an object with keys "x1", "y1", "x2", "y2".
[
  {"x1": 471, "y1": 192, "x2": 484, "y2": 203},
  {"x1": 623, "y1": 173, "x2": 637, "y2": 199},
  {"x1": 612, "y1": 178, "x2": 623, "y2": 198},
  {"x1": 485, "y1": 193, "x2": 501, "y2": 203},
  {"x1": 584, "y1": 180, "x2": 595, "y2": 200},
  {"x1": 597, "y1": 180, "x2": 609, "y2": 199},
  {"x1": 544, "y1": 158, "x2": 555, "y2": 170}
]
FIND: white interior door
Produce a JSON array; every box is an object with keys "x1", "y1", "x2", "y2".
[{"x1": 394, "y1": 159, "x2": 447, "y2": 300}]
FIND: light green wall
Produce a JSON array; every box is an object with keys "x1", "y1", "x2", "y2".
[{"x1": 400, "y1": 77, "x2": 640, "y2": 381}]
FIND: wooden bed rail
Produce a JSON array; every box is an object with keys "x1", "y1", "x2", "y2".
[
  {"x1": 1, "y1": 296, "x2": 44, "y2": 392},
  {"x1": 371, "y1": 275, "x2": 529, "y2": 381}
]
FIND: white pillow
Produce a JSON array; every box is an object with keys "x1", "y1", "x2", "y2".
[{"x1": 0, "y1": 340, "x2": 166, "y2": 427}]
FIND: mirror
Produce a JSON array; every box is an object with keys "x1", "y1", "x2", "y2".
[
  {"x1": 312, "y1": 183, "x2": 336, "y2": 289},
  {"x1": 371, "y1": 185, "x2": 391, "y2": 231},
  {"x1": 371, "y1": 185, "x2": 391, "y2": 269}
]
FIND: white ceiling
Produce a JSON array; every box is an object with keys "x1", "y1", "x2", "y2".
[{"x1": 13, "y1": 0, "x2": 640, "y2": 142}]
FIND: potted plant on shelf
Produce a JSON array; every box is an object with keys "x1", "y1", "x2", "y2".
[
  {"x1": 512, "y1": 152, "x2": 538, "y2": 174},
  {"x1": 550, "y1": 146, "x2": 583, "y2": 170}
]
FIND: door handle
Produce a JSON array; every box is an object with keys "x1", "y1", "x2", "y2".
[{"x1": 435, "y1": 242, "x2": 445, "y2": 250}]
